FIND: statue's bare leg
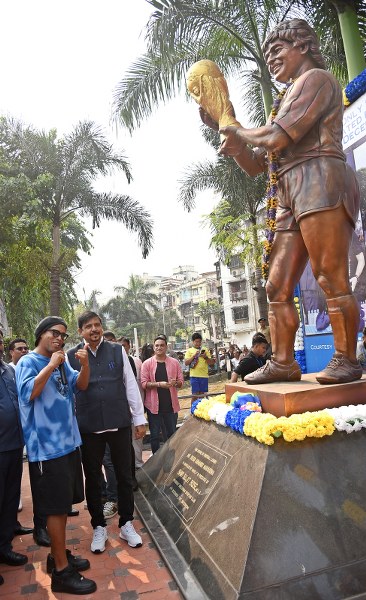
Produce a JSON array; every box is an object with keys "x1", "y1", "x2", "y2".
[
  {"x1": 300, "y1": 206, "x2": 362, "y2": 384},
  {"x1": 245, "y1": 230, "x2": 309, "y2": 384}
]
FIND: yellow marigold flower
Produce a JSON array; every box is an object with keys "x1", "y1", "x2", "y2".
[{"x1": 342, "y1": 89, "x2": 350, "y2": 106}]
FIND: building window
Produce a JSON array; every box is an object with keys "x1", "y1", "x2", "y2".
[
  {"x1": 232, "y1": 305, "x2": 249, "y2": 322},
  {"x1": 229, "y1": 256, "x2": 243, "y2": 269},
  {"x1": 229, "y1": 280, "x2": 247, "y2": 301}
]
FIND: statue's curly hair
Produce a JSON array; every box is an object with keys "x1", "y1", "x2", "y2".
[{"x1": 262, "y1": 19, "x2": 326, "y2": 70}]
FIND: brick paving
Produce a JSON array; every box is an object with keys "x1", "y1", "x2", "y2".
[{"x1": 1, "y1": 453, "x2": 183, "y2": 600}]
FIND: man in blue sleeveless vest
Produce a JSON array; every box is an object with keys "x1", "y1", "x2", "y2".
[{"x1": 67, "y1": 311, "x2": 146, "y2": 554}]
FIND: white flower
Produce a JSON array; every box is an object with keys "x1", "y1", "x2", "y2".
[
  {"x1": 325, "y1": 404, "x2": 366, "y2": 433},
  {"x1": 208, "y1": 403, "x2": 232, "y2": 426}
]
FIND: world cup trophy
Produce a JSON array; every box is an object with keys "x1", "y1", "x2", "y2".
[{"x1": 186, "y1": 59, "x2": 241, "y2": 139}]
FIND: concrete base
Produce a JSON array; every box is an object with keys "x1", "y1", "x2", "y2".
[{"x1": 226, "y1": 374, "x2": 366, "y2": 417}]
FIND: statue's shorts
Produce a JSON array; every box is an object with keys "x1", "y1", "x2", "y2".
[{"x1": 276, "y1": 157, "x2": 359, "y2": 232}]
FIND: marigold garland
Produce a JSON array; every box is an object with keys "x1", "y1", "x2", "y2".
[
  {"x1": 191, "y1": 395, "x2": 366, "y2": 445},
  {"x1": 244, "y1": 411, "x2": 335, "y2": 445},
  {"x1": 262, "y1": 83, "x2": 291, "y2": 280}
]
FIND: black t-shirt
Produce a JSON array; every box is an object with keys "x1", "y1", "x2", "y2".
[
  {"x1": 234, "y1": 351, "x2": 265, "y2": 380},
  {"x1": 155, "y1": 361, "x2": 173, "y2": 413}
]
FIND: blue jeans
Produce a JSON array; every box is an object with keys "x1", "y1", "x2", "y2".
[{"x1": 146, "y1": 409, "x2": 178, "y2": 454}]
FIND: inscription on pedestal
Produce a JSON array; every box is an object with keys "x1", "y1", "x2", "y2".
[{"x1": 162, "y1": 438, "x2": 229, "y2": 522}]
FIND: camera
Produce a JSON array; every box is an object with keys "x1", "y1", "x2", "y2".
[{"x1": 200, "y1": 349, "x2": 205, "y2": 354}]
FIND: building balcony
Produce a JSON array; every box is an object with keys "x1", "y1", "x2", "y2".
[{"x1": 229, "y1": 291, "x2": 248, "y2": 302}]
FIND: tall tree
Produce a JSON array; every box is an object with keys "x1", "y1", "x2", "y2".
[
  {"x1": 0, "y1": 117, "x2": 154, "y2": 314},
  {"x1": 179, "y1": 128, "x2": 268, "y2": 316},
  {"x1": 101, "y1": 275, "x2": 161, "y2": 340},
  {"x1": 114, "y1": 274, "x2": 160, "y2": 319}
]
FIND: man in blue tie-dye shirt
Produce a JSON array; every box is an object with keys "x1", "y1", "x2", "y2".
[{"x1": 16, "y1": 316, "x2": 97, "y2": 595}]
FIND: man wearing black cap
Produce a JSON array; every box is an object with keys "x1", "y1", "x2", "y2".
[
  {"x1": 257, "y1": 317, "x2": 271, "y2": 345},
  {"x1": 16, "y1": 316, "x2": 97, "y2": 595}
]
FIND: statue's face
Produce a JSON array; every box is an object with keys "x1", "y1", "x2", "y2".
[{"x1": 265, "y1": 39, "x2": 305, "y2": 83}]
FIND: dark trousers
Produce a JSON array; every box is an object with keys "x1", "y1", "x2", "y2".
[
  {"x1": 81, "y1": 428, "x2": 134, "y2": 529},
  {"x1": 0, "y1": 448, "x2": 22, "y2": 552},
  {"x1": 146, "y1": 409, "x2": 178, "y2": 454},
  {"x1": 103, "y1": 432, "x2": 136, "y2": 503}
]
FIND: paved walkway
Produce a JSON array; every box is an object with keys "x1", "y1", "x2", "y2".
[{"x1": 2, "y1": 453, "x2": 183, "y2": 600}]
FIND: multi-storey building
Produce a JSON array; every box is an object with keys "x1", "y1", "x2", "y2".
[
  {"x1": 176, "y1": 271, "x2": 219, "y2": 340},
  {"x1": 215, "y1": 258, "x2": 261, "y2": 347}
]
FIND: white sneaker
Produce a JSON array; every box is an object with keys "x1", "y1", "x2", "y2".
[
  {"x1": 119, "y1": 521, "x2": 142, "y2": 548},
  {"x1": 91, "y1": 525, "x2": 107, "y2": 553},
  {"x1": 103, "y1": 501, "x2": 118, "y2": 519}
]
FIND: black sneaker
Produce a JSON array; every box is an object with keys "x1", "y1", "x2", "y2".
[
  {"x1": 47, "y1": 549, "x2": 90, "y2": 573},
  {"x1": 51, "y1": 564, "x2": 97, "y2": 595}
]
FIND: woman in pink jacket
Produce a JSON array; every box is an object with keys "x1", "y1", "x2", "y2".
[{"x1": 141, "y1": 335, "x2": 184, "y2": 454}]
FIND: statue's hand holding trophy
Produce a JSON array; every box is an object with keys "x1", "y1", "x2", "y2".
[{"x1": 186, "y1": 59, "x2": 242, "y2": 149}]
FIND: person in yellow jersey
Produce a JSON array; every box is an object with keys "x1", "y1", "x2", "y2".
[{"x1": 184, "y1": 332, "x2": 215, "y2": 405}]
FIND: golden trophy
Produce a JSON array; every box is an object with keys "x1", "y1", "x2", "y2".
[{"x1": 186, "y1": 59, "x2": 241, "y2": 137}]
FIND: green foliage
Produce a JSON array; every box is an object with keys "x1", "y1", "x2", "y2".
[
  {"x1": 0, "y1": 116, "x2": 154, "y2": 327},
  {"x1": 100, "y1": 274, "x2": 185, "y2": 342},
  {"x1": 197, "y1": 299, "x2": 221, "y2": 337}
]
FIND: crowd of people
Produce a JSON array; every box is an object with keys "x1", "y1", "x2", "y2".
[{"x1": 0, "y1": 310, "x2": 273, "y2": 594}]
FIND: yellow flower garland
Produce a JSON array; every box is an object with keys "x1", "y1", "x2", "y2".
[{"x1": 244, "y1": 410, "x2": 335, "y2": 445}]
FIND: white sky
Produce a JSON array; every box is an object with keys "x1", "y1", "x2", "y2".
[{"x1": 1, "y1": 0, "x2": 223, "y2": 303}]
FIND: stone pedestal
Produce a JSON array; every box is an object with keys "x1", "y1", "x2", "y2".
[
  {"x1": 135, "y1": 416, "x2": 366, "y2": 600},
  {"x1": 226, "y1": 374, "x2": 366, "y2": 417}
]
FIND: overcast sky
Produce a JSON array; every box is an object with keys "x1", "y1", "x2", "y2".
[{"x1": 1, "y1": 0, "x2": 223, "y2": 302}]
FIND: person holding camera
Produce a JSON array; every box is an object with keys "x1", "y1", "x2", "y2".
[{"x1": 184, "y1": 332, "x2": 215, "y2": 404}]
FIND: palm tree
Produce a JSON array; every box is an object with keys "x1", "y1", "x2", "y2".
[
  {"x1": 113, "y1": 0, "x2": 365, "y2": 132},
  {"x1": 0, "y1": 118, "x2": 154, "y2": 314},
  {"x1": 115, "y1": 274, "x2": 160, "y2": 321},
  {"x1": 101, "y1": 274, "x2": 161, "y2": 340},
  {"x1": 179, "y1": 127, "x2": 268, "y2": 316}
]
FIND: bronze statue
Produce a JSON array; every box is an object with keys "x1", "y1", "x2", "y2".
[{"x1": 197, "y1": 19, "x2": 361, "y2": 385}]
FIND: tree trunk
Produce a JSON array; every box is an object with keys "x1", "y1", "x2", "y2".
[
  {"x1": 0, "y1": 297, "x2": 10, "y2": 335},
  {"x1": 332, "y1": 1, "x2": 366, "y2": 79},
  {"x1": 254, "y1": 266, "x2": 268, "y2": 319},
  {"x1": 260, "y1": 67, "x2": 274, "y2": 119},
  {"x1": 249, "y1": 217, "x2": 269, "y2": 319},
  {"x1": 50, "y1": 222, "x2": 61, "y2": 315}
]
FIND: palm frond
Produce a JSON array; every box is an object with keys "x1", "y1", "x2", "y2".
[{"x1": 79, "y1": 192, "x2": 154, "y2": 258}]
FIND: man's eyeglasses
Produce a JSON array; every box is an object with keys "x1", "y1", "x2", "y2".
[
  {"x1": 15, "y1": 346, "x2": 28, "y2": 352},
  {"x1": 47, "y1": 329, "x2": 69, "y2": 341}
]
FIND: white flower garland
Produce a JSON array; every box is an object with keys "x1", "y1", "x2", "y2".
[{"x1": 325, "y1": 404, "x2": 366, "y2": 433}]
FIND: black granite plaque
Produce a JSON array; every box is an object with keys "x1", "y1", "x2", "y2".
[{"x1": 162, "y1": 439, "x2": 229, "y2": 522}]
